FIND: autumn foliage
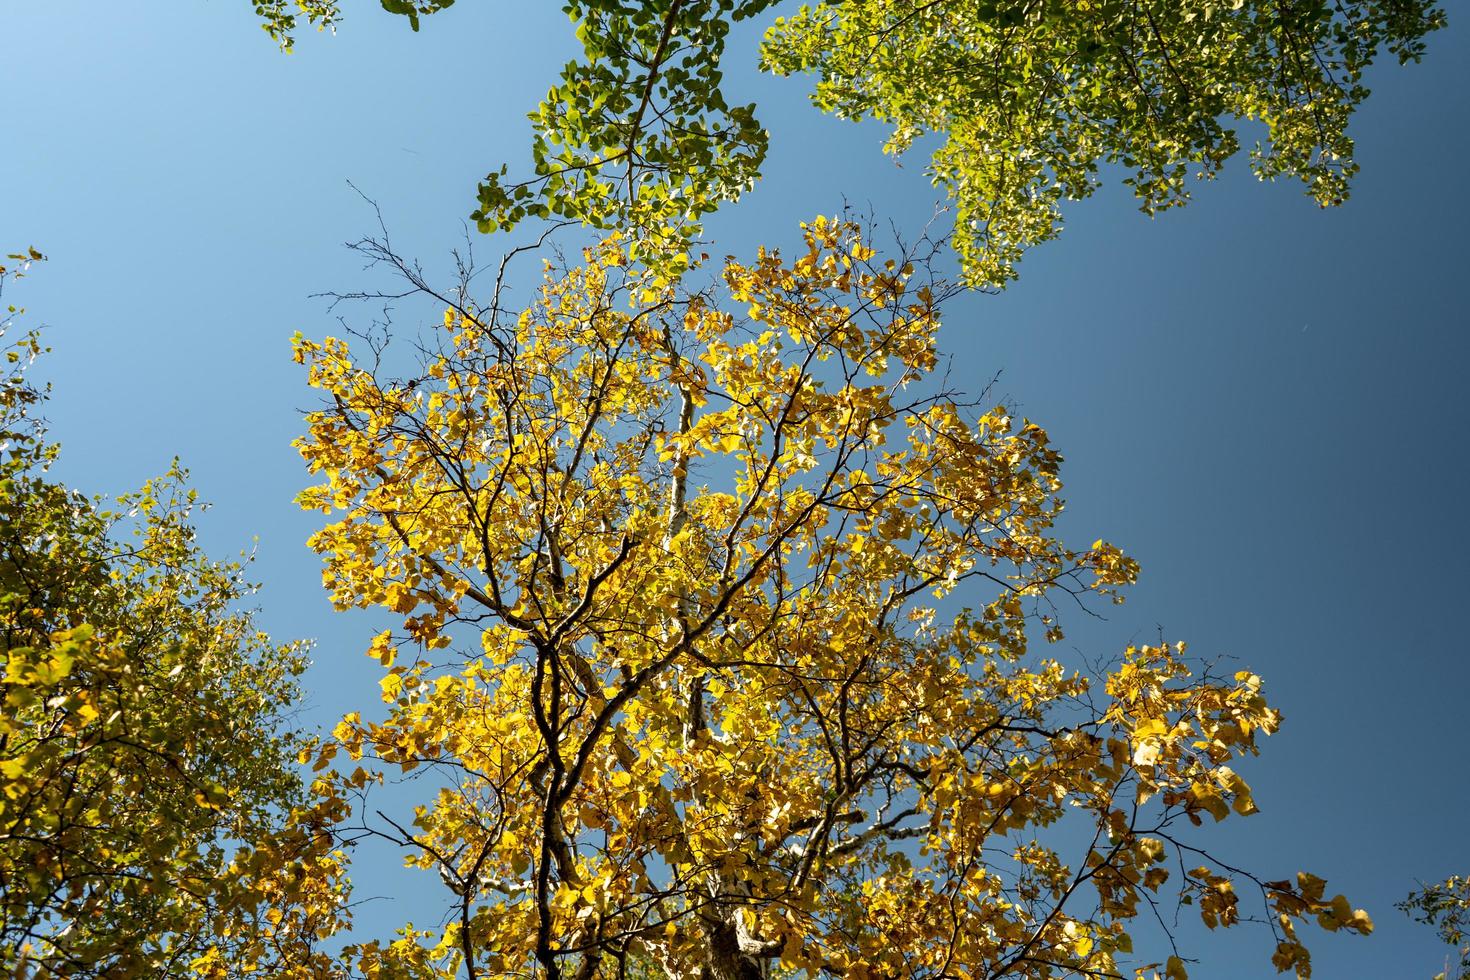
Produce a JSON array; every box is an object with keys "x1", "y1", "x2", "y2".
[
  {"x1": 1, "y1": 0, "x2": 1456, "y2": 973},
  {"x1": 289, "y1": 220, "x2": 1369, "y2": 979}
]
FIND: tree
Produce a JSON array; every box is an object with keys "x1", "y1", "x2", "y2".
[
  {"x1": 1400, "y1": 877, "x2": 1470, "y2": 980},
  {"x1": 758, "y1": 0, "x2": 1446, "y2": 287},
  {"x1": 294, "y1": 218, "x2": 1371, "y2": 980},
  {"x1": 254, "y1": 0, "x2": 1444, "y2": 286},
  {"x1": 0, "y1": 259, "x2": 350, "y2": 978}
]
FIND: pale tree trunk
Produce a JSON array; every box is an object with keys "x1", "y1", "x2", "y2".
[{"x1": 697, "y1": 914, "x2": 765, "y2": 980}]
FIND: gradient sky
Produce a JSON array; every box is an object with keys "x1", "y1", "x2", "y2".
[{"x1": 2, "y1": 3, "x2": 1467, "y2": 976}]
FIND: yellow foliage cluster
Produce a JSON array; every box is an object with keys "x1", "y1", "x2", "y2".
[{"x1": 286, "y1": 220, "x2": 1367, "y2": 980}]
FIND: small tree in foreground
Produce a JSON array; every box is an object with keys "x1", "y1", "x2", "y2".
[
  {"x1": 0, "y1": 260, "x2": 350, "y2": 978},
  {"x1": 295, "y1": 219, "x2": 1371, "y2": 979}
]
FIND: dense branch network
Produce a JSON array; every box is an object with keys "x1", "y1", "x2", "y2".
[{"x1": 293, "y1": 219, "x2": 1371, "y2": 979}]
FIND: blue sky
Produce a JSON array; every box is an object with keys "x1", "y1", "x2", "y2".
[{"x1": 3, "y1": 2, "x2": 1467, "y2": 976}]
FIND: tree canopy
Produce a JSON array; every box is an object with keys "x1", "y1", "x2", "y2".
[
  {"x1": 0, "y1": 263, "x2": 350, "y2": 977},
  {"x1": 2, "y1": 2, "x2": 1456, "y2": 976},
  {"x1": 256, "y1": 0, "x2": 1444, "y2": 286},
  {"x1": 290, "y1": 219, "x2": 1371, "y2": 980}
]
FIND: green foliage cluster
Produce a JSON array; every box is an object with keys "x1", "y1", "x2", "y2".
[
  {"x1": 0, "y1": 267, "x2": 347, "y2": 977},
  {"x1": 472, "y1": 0, "x2": 776, "y2": 273},
  {"x1": 258, "y1": 0, "x2": 1443, "y2": 286},
  {"x1": 1400, "y1": 877, "x2": 1470, "y2": 980},
  {"x1": 762, "y1": 0, "x2": 1445, "y2": 286},
  {"x1": 254, "y1": 0, "x2": 454, "y2": 49},
  {"x1": 253, "y1": 0, "x2": 342, "y2": 50}
]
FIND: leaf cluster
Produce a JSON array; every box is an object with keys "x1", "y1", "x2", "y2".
[
  {"x1": 472, "y1": 0, "x2": 776, "y2": 278},
  {"x1": 254, "y1": 0, "x2": 1444, "y2": 286},
  {"x1": 0, "y1": 290, "x2": 350, "y2": 977},
  {"x1": 1399, "y1": 876, "x2": 1470, "y2": 980},
  {"x1": 291, "y1": 219, "x2": 1368, "y2": 980},
  {"x1": 762, "y1": 0, "x2": 1446, "y2": 286}
]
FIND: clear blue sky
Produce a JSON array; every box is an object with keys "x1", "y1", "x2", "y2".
[{"x1": 2, "y1": 2, "x2": 1466, "y2": 976}]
